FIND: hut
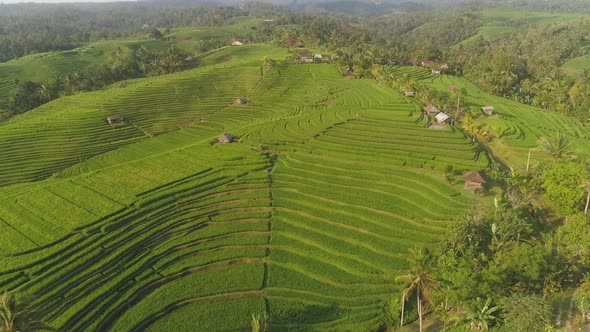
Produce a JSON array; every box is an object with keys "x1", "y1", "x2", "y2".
[
  {"x1": 404, "y1": 91, "x2": 415, "y2": 97},
  {"x1": 235, "y1": 97, "x2": 248, "y2": 105},
  {"x1": 106, "y1": 115, "x2": 123, "y2": 126},
  {"x1": 463, "y1": 171, "x2": 486, "y2": 191},
  {"x1": 421, "y1": 60, "x2": 434, "y2": 67},
  {"x1": 118, "y1": 82, "x2": 127, "y2": 89},
  {"x1": 300, "y1": 57, "x2": 313, "y2": 63},
  {"x1": 435, "y1": 112, "x2": 450, "y2": 124},
  {"x1": 423, "y1": 104, "x2": 440, "y2": 116},
  {"x1": 217, "y1": 133, "x2": 236, "y2": 144},
  {"x1": 448, "y1": 87, "x2": 458, "y2": 94},
  {"x1": 482, "y1": 106, "x2": 495, "y2": 116},
  {"x1": 313, "y1": 54, "x2": 323, "y2": 60},
  {"x1": 231, "y1": 40, "x2": 243, "y2": 46},
  {"x1": 431, "y1": 69, "x2": 441, "y2": 75},
  {"x1": 185, "y1": 56, "x2": 194, "y2": 64},
  {"x1": 440, "y1": 63, "x2": 449, "y2": 69},
  {"x1": 344, "y1": 67, "x2": 354, "y2": 76}
]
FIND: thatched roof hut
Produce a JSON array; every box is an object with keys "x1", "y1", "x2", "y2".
[
  {"x1": 431, "y1": 69, "x2": 441, "y2": 75},
  {"x1": 423, "y1": 104, "x2": 440, "y2": 115},
  {"x1": 106, "y1": 115, "x2": 123, "y2": 126},
  {"x1": 235, "y1": 97, "x2": 248, "y2": 105},
  {"x1": 404, "y1": 91, "x2": 415, "y2": 97},
  {"x1": 217, "y1": 133, "x2": 236, "y2": 144},
  {"x1": 463, "y1": 171, "x2": 486, "y2": 191},
  {"x1": 185, "y1": 56, "x2": 194, "y2": 63},
  {"x1": 421, "y1": 60, "x2": 434, "y2": 67},
  {"x1": 482, "y1": 106, "x2": 495, "y2": 116}
]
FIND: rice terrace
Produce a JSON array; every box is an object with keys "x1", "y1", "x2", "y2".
[{"x1": 1, "y1": 1, "x2": 590, "y2": 332}]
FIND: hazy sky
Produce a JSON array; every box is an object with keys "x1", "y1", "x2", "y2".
[{"x1": 1, "y1": 0, "x2": 134, "y2": 3}]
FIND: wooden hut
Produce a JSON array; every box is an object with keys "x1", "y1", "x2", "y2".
[
  {"x1": 185, "y1": 56, "x2": 194, "y2": 64},
  {"x1": 235, "y1": 97, "x2": 248, "y2": 105},
  {"x1": 231, "y1": 40, "x2": 243, "y2": 46},
  {"x1": 431, "y1": 69, "x2": 441, "y2": 75},
  {"x1": 463, "y1": 171, "x2": 486, "y2": 191},
  {"x1": 482, "y1": 106, "x2": 495, "y2": 116},
  {"x1": 421, "y1": 60, "x2": 434, "y2": 67},
  {"x1": 106, "y1": 115, "x2": 123, "y2": 126},
  {"x1": 404, "y1": 91, "x2": 415, "y2": 97},
  {"x1": 423, "y1": 104, "x2": 440, "y2": 116},
  {"x1": 448, "y1": 87, "x2": 458, "y2": 94},
  {"x1": 435, "y1": 112, "x2": 450, "y2": 124},
  {"x1": 217, "y1": 133, "x2": 236, "y2": 144}
]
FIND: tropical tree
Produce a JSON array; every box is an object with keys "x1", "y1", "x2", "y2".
[
  {"x1": 251, "y1": 312, "x2": 268, "y2": 332},
  {"x1": 463, "y1": 297, "x2": 500, "y2": 331},
  {"x1": 538, "y1": 133, "x2": 575, "y2": 166},
  {"x1": 580, "y1": 178, "x2": 590, "y2": 215},
  {"x1": 395, "y1": 247, "x2": 438, "y2": 332},
  {"x1": 0, "y1": 291, "x2": 52, "y2": 332}
]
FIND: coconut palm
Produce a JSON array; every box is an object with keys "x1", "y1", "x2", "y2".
[
  {"x1": 463, "y1": 297, "x2": 500, "y2": 331},
  {"x1": 538, "y1": 133, "x2": 575, "y2": 166},
  {"x1": 0, "y1": 291, "x2": 52, "y2": 332},
  {"x1": 395, "y1": 247, "x2": 439, "y2": 332}
]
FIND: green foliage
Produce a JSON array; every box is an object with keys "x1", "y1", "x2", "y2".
[
  {"x1": 501, "y1": 293, "x2": 550, "y2": 332},
  {"x1": 463, "y1": 297, "x2": 501, "y2": 331},
  {"x1": 0, "y1": 291, "x2": 53, "y2": 332},
  {"x1": 556, "y1": 214, "x2": 590, "y2": 265},
  {"x1": 251, "y1": 312, "x2": 269, "y2": 332},
  {"x1": 542, "y1": 162, "x2": 586, "y2": 215}
]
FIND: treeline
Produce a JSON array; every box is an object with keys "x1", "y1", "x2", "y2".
[{"x1": 5, "y1": 45, "x2": 189, "y2": 116}]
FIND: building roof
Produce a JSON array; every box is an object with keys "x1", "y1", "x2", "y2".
[
  {"x1": 463, "y1": 171, "x2": 486, "y2": 184},
  {"x1": 482, "y1": 106, "x2": 495, "y2": 111},
  {"x1": 448, "y1": 87, "x2": 458, "y2": 93},
  {"x1": 404, "y1": 91, "x2": 414, "y2": 97},
  {"x1": 313, "y1": 54, "x2": 323, "y2": 59},
  {"x1": 107, "y1": 115, "x2": 122, "y2": 121},
  {"x1": 423, "y1": 104, "x2": 440, "y2": 114},
  {"x1": 185, "y1": 56, "x2": 194, "y2": 61},
  {"x1": 421, "y1": 60, "x2": 435, "y2": 67},
  {"x1": 435, "y1": 112, "x2": 450, "y2": 123},
  {"x1": 217, "y1": 133, "x2": 236, "y2": 144}
]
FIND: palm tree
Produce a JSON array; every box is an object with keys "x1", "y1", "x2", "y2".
[
  {"x1": 463, "y1": 297, "x2": 500, "y2": 331},
  {"x1": 538, "y1": 133, "x2": 575, "y2": 166},
  {"x1": 0, "y1": 291, "x2": 52, "y2": 332},
  {"x1": 251, "y1": 312, "x2": 268, "y2": 332},
  {"x1": 395, "y1": 247, "x2": 439, "y2": 332}
]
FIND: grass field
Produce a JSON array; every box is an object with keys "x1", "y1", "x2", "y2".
[
  {"x1": 0, "y1": 43, "x2": 489, "y2": 330},
  {"x1": 389, "y1": 65, "x2": 590, "y2": 170},
  {"x1": 561, "y1": 42, "x2": 590, "y2": 76}
]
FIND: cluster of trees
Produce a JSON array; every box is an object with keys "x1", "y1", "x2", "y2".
[{"x1": 4, "y1": 45, "x2": 189, "y2": 117}]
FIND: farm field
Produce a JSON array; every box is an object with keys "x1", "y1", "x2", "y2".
[
  {"x1": 0, "y1": 44, "x2": 486, "y2": 330},
  {"x1": 0, "y1": 16, "x2": 263, "y2": 106},
  {"x1": 389, "y1": 66, "x2": 590, "y2": 170},
  {"x1": 561, "y1": 42, "x2": 590, "y2": 77}
]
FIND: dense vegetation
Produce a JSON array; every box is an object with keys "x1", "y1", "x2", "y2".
[{"x1": 1, "y1": 1, "x2": 590, "y2": 331}]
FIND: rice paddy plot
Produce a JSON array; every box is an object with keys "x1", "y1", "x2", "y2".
[{"x1": 1, "y1": 52, "x2": 487, "y2": 331}]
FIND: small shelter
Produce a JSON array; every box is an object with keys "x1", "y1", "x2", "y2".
[
  {"x1": 300, "y1": 57, "x2": 313, "y2": 63},
  {"x1": 235, "y1": 97, "x2": 248, "y2": 105},
  {"x1": 421, "y1": 60, "x2": 434, "y2": 67},
  {"x1": 463, "y1": 171, "x2": 486, "y2": 191},
  {"x1": 106, "y1": 115, "x2": 123, "y2": 126},
  {"x1": 435, "y1": 112, "x2": 450, "y2": 124},
  {"x1": 217, "y1": 133, "x2": 236, "y2": 144},
  {"x1": 344, "y1": 67, "x2": 354, "y2": 76},
  {"x1": 313, "y1": 54, "x2": 323, "y2": 60},
  {"x1": 448, "y1": 87, "x2": 458, "y2": 94},
  {"x1": 118, "y1": 82, "x2": 127, "y2": 89},
  {"x1": 231, "y1": 40, "x2": 243, "y2": 46},
  {"x1": 431, "y1": 69, "x2": 441, "y2": 75},
  {"x1": 482, "y1": 106, "x2": 495, "y2": 116},
  {"x1": 185, "y1": 56, "x2": 194, "y2": 64},
  {"x1": 404, "y1": 91, "x2": 415, "y2": 97},
  {"x1": 440, "y1": 63, "x2": 449, "y2": 69},
  {"x1": 423, "y1": 104, "x2": 440, "y2": 116}
]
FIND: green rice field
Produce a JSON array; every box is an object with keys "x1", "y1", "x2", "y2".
[{"x1": 0, "y1": 44, "x2": 490, "y2": 330}]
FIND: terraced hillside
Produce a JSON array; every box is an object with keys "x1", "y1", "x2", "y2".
[
  {"x1": 0, "y1": 45, "x2": 486, "y2": 330},
  {"x1": 389, "y1": 66, "x2": 590, "y2": 169},
  {"x1": 0, "y1": 16, "x2": 262, "y2": 106}
]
